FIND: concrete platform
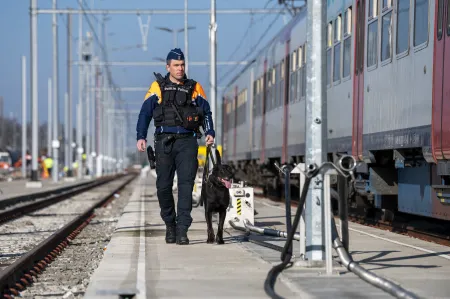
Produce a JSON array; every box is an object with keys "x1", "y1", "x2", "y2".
[
  {"x1": 85, "y1": 175, "x2": 450, "y2": 299},
  {"x1": 0, "y1": 177, "x2": 93, "y2": 202},
  {"x1": 244, "y1": 198, "x2": 450, "y2": 299},
  {"x1": 84, "y1": 176, "x2": 299, "y2": 299}
]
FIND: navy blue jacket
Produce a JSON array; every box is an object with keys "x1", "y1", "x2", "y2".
[{"x1": 136, "y1": 76, "x2": 215, "y2": 141}]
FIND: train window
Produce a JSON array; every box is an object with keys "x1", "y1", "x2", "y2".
[
  {"x1": 273, "y1": 66, "x2": 278, "y2": 109},
  {"x1": 342, "y1": 6, "x2": 352, "y2": 78},
  {"x1": 292, "y1": 50, "x2": 297, "y2": 72},
  {"x1": 327, "y1": 21, "x2": 333, "y2": 87},
  {"x1": 344, "y1": 7, "x2": 352, "y2": 36},
  {"x1": 369, "y1": 0, "x2": 379, "y2": 19},
  {"x1": 381, "y1": 10, "x2": 393, "y2": 61},
  {"x1": 327, "y1": 48, "x2": 332, "y2": 86},
  {"x1": 297, "y1": 54, "x2": 302, "y2": 101},
  {"x1": 298, "y1": 47, "x2": 303, "y2": 68},
  {"x1": 328, "y1": 22, "x2": 333, "y2": 47},
  {"x1": 413, "y1": 0, "x2": 429, "y2": 47},
  {"x1": 367, "y1": 20, "x2": 378, "y2": 67},
  {"x1": 290, "y1": 69, "x2": 297, "y2": 103},
  {"x1": 343, "y1": 36, "x2": 352, "y2": 78},
  {"x1": 334, "y1": 14, "x2": 342, "y2": 83},
  {"x1": 447, "y1": 1, "x2": 450, "y2": 36},
  {"x1": 438, "y1": 0, "x2": 443, "y2": 40},
  {"x1": 237, "y1": 89, "x2": 247, "y2": 126},
  {"x1": 334, "y1": 15, "x2": 342, "y2": 42},
  {"x1": 333, "y1": 44, "x2": 341, "y2": 82},
  {"x1": 396, "y1": 0, "x2": 410, "y2": 54}
]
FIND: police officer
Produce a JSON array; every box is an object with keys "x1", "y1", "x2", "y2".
[{"x1": 136, "y1": 48, "x2": 215, "y2": 245}]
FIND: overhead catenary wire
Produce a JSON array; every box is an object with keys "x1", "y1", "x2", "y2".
[{"x1": 218, "y1": 7, "x2": 286, "y2": 86}]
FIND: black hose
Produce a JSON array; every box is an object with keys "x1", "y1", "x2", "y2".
[
  {"x1": 264, "y1": 176, "x2": 312, "y2": 299},
  {"x1": 284, "y1": 166, "x2": 292, "y2": 256}
]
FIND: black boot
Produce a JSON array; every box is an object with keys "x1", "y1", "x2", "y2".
[
  {"x1": 176, "y1": 226, "x2": 189, "y2": 245},
  {"x1": 165, "y1": 224, "x2": 176, "y2": 244}
]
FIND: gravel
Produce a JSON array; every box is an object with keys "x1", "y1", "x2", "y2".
[{"x1": 0, "y1": 176, "x2": 135, "y2": 298}]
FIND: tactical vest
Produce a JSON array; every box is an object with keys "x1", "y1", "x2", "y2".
[{"x1": 152, "y1": 73, "x2": 203, "y2": 131}]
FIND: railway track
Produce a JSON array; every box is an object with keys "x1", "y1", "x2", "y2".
[
  {"x1": 0, "y1": 173, "x2": 137, "y2": 298},
  {"x1": 0, "y1": 175, "x2": 121, "y2": 225},
  {"x1": 254, "y1": 189, "x2": 450, "y2": 248}
]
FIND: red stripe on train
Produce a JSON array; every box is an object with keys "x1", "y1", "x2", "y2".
[
  {"x1": 260, "y1": 60, "x2": 268, "y2": 163},
  {"x1": 352, "y1": 0, "x2": 365, "y2": 161}
]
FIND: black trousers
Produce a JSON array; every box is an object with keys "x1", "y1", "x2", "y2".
[{"x1": 154, "y1": 134, "x2": 198, "y2": 229}]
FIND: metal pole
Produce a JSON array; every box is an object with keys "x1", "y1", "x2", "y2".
[
  {"x1": 64, "y1": 92, "x2": 69, "y2": 175},
  {"x1": 77, "y1": 8, "x2": 83, "y2": 179},
  {"x1": 209, "y1": 0, "x2": 217, "y2": 123},
  {"x1": 11, "y1": 113, "x2": 15, "y2": 148},
  {"x1": 95, "y1": 64, "x2": 101, "y2": 177},
  {"x1": 30, "y1": 0, "x2": 39, "y2": 182},
  {"x1": 67, "y1": 12, "x2": 74, "y2": 177},
  {"x1": 122, "y1": 117, "x2": 125, "y2": 172},
  {"x1": 47, "y1": 78, "x2": 52, "y2": 156},
  {"x1": 324, "y1": 171, "x2": 333, "y2": 274},
  {"x1": 52, "y1": 0, "x2": 60, "y2": 183},
  {"x1": 86, "y1": 39, "x2": 92, "y2": 177},
  {"x1": 305, "y1": 0, "x2": 328, "y2": 263},
  {"x1": 338, "y1": 175, "x2": 350, "y2": 251},
  {"x1": 77, "y1": 101, "x2": 83, "y2": 179},
  {"x1": 21, "y1": 56, "x2": 27, "y2": 179},
  {"x1": 185, "y1": 0, "x2": 189, "y2": 75}
]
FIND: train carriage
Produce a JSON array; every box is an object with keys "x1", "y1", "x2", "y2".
[{"x1": 222, "y1": 0, "x2": 450, "y2": 221}]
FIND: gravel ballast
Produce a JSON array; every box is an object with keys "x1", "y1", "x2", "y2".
[{"x1": 1, "y1": 177, "x2": 136, "y2": 298}]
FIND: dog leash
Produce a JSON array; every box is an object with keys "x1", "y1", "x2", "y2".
[{"x1": 206, "y1": 144, "x2": 217, "y2": 168}]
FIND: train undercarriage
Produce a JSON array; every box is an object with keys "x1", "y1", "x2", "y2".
[{"x1": 227, "y1": 147, "x2": 450, "y2": 222}]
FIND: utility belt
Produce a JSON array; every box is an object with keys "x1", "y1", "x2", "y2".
[
  {"x1": 154, "y1": 132, "x2": 196, "y2": 143},
  {"x1": 154, "y1": 132, "x2": 198, "y2": 155}
]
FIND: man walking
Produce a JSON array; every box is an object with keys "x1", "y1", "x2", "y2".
[{"x1": 136, "y1": 48, "x2": 215, "y2": 245}]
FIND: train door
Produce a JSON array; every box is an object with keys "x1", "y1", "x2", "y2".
[
  {"x1": 352, "y1": 0, "x2": 366, "y2": 160},
  {"x1": 432, "y1": 0, "x2": 450, "y2": 160}
]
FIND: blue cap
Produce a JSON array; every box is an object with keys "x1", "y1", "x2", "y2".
[{"x1": 166, "y1": 48, "x2": 185, "y2": 61}]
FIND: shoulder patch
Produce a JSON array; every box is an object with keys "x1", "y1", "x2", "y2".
[
  {"x1": 144, "y1": 81, "x2": 162, "y2": 103},
  {"x1": 192, "y1": 82, "x2": 207, "y2": 100}
]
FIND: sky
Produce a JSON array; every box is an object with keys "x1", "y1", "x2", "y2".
[{"x1": 0, "y1": 0, "x2": 297, "y2": 151}]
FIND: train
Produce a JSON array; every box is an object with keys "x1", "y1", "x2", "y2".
[{"x1": 221, "y1": 0, "x2": 450, "y2": 221}]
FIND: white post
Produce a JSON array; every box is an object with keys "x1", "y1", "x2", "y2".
[
  {"x1": 29, "y1": 0, "x2": 41, "y2": 185},
  {"x1": 324, "y1": 170, "x2": 334, "y2": 275},
  {"x1": 209, "y1": 0, "x2": 217, "y2": 122},
  {"x1": 52, "y1": 0, "x2": 60, "y2": 182},
  {"x1": 47, "y1": 78, "x2": 52, "y2": 157},
  {"x1": 21, "y1": 56, "x2": 27, "y2": 179}
]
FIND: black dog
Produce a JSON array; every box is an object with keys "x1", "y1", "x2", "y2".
[{"x1": 200, "y1": 148, "x2": 234, "y2": 244}]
